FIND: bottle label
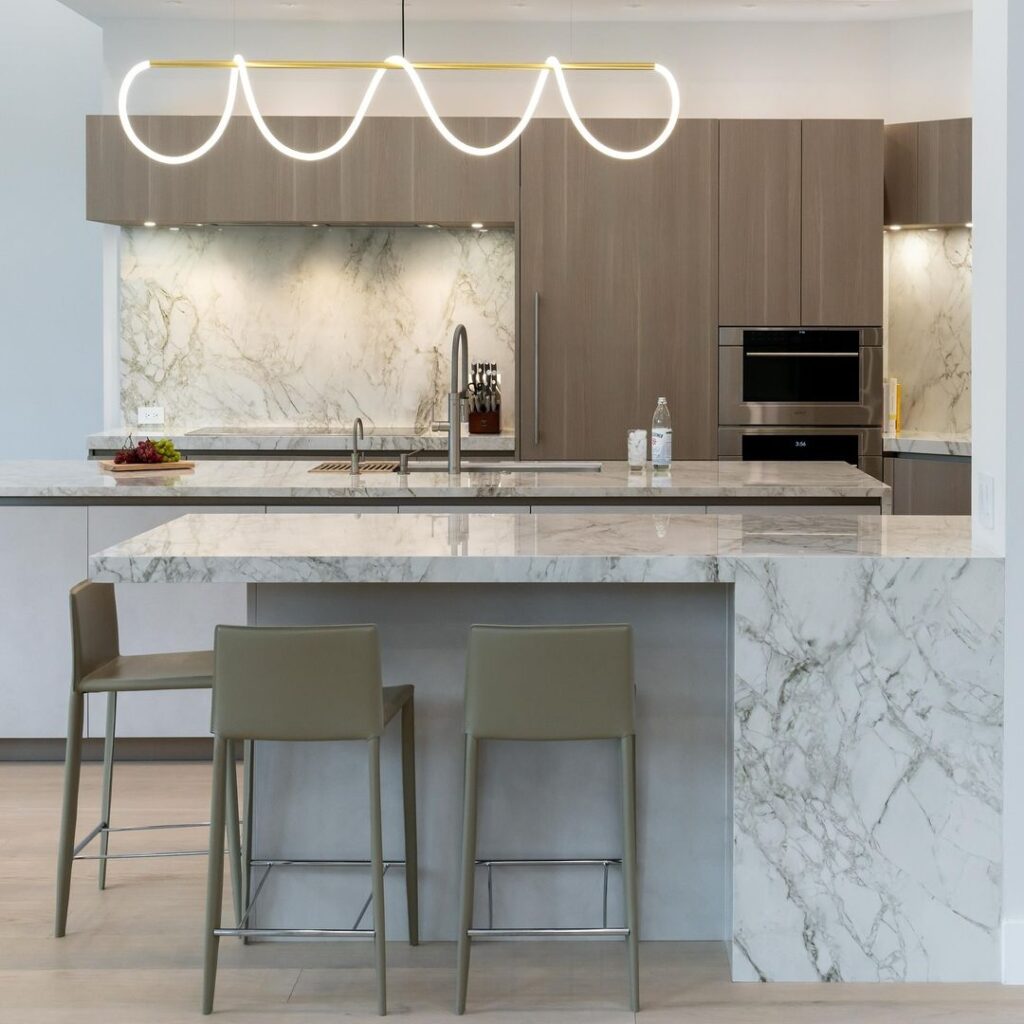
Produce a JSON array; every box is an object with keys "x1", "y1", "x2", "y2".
[{"x1": 652, "y1": 427, "x2": 672, "y2": 465}]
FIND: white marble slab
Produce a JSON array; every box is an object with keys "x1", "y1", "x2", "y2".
[
  {"x1": 883, "y1": 430, "x2": 972, "y2": 457},
  {"x1": 86, "y1": 509, "x2": 1004, "y2": 982},
  {"x1": 0, "y1": 460, "x2": 890, "y2": 504},
  {"x1": 886, "y1": 228, "x2": 972, "y2": 435},
  {"x1": 119, "y1": 225, "x2": 514, "y2": 434},
  {"x1": 88, "y1": 511, "x2": 994, "y2": 586},
  {"x1": 87, "y1": 428, "x2": 516, "y2": 454}
]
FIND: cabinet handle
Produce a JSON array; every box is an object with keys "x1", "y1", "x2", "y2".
[{"x1": 533, "y1": 291, "x2": 540, "y2": 447}]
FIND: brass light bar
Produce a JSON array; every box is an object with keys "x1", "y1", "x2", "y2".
[{"x1": 149, "y1": 59, "x2": 655, "y2": 72}]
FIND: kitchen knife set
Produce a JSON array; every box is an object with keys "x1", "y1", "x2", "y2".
[{"x1": 467, "y1": 362, "x2": 501, "y2": 434}]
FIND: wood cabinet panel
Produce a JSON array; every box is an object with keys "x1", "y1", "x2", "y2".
[
  {"x1": 918, "y1": 117, "x2": 972, "y2": 226},
  {"x1": 719, "y1": 120, "x2": 801, "y2": 326},
  {"x1": 883, "y1": 455, "x2": 971, "y2": 515},
  {"x1": 801, "y1": 119, "x2": 884, "y2": 326},
  {"x1": 87, "y1": 116, "x2": 517, "y2": 225},
  {"x1": 412, "y1": 118, "x2": 518, "y2": 224},
  {"x1": 519, "y1": 119, "x2": 718, "y2": 461},
  {"x1": 883, "y1": 121, "x2": 918, "y2": 226}
]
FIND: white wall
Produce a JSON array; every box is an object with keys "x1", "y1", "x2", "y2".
[
  {"x1": 102, "y1": 13, "x2": 971, "y2": 121},
  {"x1": 0, "y1": 0, "x2": 103, "y2": 457}
]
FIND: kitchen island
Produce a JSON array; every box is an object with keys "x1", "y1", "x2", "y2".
[{"x1": 88, "y1": 510, "x2": 1003, "y2": 985}]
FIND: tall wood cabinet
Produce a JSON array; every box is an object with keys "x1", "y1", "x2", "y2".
[
  {"x1": 719, "y1": 119, "x2": 883, "y2": 327},
  {"x1": 884, "y1": 117, "x2": 972, "y2": 227},
  {"x1": 519, "y1": 119, "x2": 719, "y2": 461}
]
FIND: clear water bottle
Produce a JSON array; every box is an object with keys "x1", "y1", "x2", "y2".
[{"x1": 651, "y1": 397, "x2": 672, "y2": 473}]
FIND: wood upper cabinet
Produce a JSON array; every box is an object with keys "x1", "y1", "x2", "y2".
[
  {"x1": 884, "y1": 117, "x2": 972, "y2": 226},
  {"x1": 801, "y1": 119, "x2": 884, "y2": 327},
  {"x1": 719, "y1": 119, "x2": 801, "y2": 326},
  {"x1": 86, "y1": 116, "x2": 517, "y2": 225},
  {"x1": 519, "y1": 119, "x2": 718, "y2": 461}
]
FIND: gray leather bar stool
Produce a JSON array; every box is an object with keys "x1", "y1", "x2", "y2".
[
  {"x1": 455, "y1": 624, "x2": 638, "y2": 1014},
  {"x1": 54, "y1": 581, "x2": 237, "y2": 937},
  {"x1": 202, "y1": 624, "x2": 418, "y2": 1017}
]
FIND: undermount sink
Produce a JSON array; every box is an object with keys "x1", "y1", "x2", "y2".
[{"x1": 309, "y1": 460, "x2": 602, "y2": 475}]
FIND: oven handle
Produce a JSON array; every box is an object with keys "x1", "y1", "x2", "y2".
[{"x1": 745, "y1": 351, "x2": 859, "y2": 358}]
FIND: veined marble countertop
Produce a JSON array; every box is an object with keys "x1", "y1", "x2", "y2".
[
  {"x1": 0, "y1": 459, "x2": 889, "y2": 503},
  {"x1": 87, "y1": 426, "x2": 516, "y2": 453},
  {"x1": 90, "y1": 511, "x2": 994, "y2": 584},
  {"x1": 88, "y1": 509, "x2": 1004, "y2": 984},
  {"x1": 883, "y1": 430, "x2": 972, "y2": 457}
]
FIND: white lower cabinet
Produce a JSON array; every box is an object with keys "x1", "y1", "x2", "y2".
[
  {"x1": 85, "y1": 506, "x2": 255, "y2": 738},
  {"x1": 0, "y1": 507, "x2": 88, "y2": 738}
]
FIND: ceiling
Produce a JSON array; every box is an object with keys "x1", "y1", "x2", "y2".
[{"x1": 59, "y1": 0, "x2": 972, "y2": 24}]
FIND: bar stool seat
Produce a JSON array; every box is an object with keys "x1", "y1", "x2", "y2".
[
  {"x1": 202, "y1": 624, "x2": 419, "y2": 1017},
  {"x1": 79, "y1": 650, "x2": 214, "y2": 692},
  {"x1": 54, "y1": 582, "x2": 236, "y2": 941},
  {"x1": 455, "y1": 624, "x2": 639, "y2": 1014}
]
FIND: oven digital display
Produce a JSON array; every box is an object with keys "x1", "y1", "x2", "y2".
[{"x1": 741, "y1": 433, "x2": 860, "y2": 464}]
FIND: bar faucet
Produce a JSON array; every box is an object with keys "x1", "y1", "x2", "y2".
[
  {"x1": 448, "y1": 324, "x2": 470, "y2": 475},
  {"x1": 350, "y1": 417, "x2": 364, "y2": 474}
]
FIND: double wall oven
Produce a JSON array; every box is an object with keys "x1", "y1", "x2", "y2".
[{"x1": 718, "y1": 327, "x2": 883, "y2": 479}]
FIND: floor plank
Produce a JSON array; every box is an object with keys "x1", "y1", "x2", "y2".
[{"x1": 0, "y1": 763, "x2": 1021, "y2": 1022}]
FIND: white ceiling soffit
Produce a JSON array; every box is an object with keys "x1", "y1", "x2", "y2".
[{"x1": 58, "y1": 0, "x2": 972, "y2": 26}]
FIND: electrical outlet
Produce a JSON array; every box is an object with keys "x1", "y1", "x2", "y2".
[
  {"x1": 137, "y1": 406, "x2": 165, "y2": 427},
  {"x1": 978, "y1": 472, "x2": 995, "y2": 531}
]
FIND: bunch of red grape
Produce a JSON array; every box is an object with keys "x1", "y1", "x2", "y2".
[{"x1": 113, "y1": 437, "x2": 181, "y2": 465}]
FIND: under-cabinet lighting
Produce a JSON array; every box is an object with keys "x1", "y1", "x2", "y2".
[
  {"x1": 966, "y1": 222, "x2": 973, "y2": 228},
  {"x1": 889, "y1": 225, "x2": 903, "y2": 231},
  {"x1": 143, "y1": 220, "x2": 156, "y2": 227},
  {"x1": 471, "y1": 222, "x2": 484, "y2": 229},
  {"x1": 169, "y1": 226, "x2": 180, "y2": 231}
]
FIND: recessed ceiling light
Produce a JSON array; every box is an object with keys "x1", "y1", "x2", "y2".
[{"x1": 143, "y1": 220, "x2": 156, "y2": 227}]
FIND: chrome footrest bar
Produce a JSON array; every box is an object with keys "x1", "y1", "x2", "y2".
[
  {"x1": 215, "y1": 927, "x2": 375, "y2": 939},
  {"x1": 250, "y1": 859, "x2": 406, "y2": 868},
  {"x1": 75, "y1": 849, "x2": 208, "y2": 860},
  {"x1": 468, "y1": 927, "x2": 630, "y2": 938},
  {"x1": 474, "y1": 857, "x2": 623, "y2": 931},
  {"x1": 73, "y1": 819, "x2": 227, "y2": 861}
]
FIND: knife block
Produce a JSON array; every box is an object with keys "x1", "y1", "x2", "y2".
[{"x1": 468, "y1": 408, "x2": 501, "y2": 434}]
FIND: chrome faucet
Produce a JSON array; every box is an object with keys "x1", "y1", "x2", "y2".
[
  {"x1": 448, "y1": 324, "x2": 470, "y2": 474},
  {"x1": 350, "y1": 417, "x2": 364, "y2": 474}
]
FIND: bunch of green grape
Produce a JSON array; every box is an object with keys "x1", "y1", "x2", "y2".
[{"x1": 152, "y1": 438, "x2": 182, "y2": 462}]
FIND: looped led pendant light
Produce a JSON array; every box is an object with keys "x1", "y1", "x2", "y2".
[{"x1": 118, "y1": 54, "x2": 681, "y2": 165}]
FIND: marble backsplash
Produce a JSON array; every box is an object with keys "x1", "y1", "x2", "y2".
[
  {"x1": 119, "y1": 225, "x2": 515, "y2": 433},
  {"x1": 885, "y1": 228, "x2": 971, "y2": 435}
]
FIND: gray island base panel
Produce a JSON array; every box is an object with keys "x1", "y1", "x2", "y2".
[{"x1": 89, "y1": 512, "x2": 1003, "y2": 985}]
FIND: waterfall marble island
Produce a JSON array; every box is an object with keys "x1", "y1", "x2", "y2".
[{"x1": 87, "y1": 510, "x2": 1003, "y2": 984}]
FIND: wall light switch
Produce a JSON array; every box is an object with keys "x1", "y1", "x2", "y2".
[
  {"x1": 137, "y1": 406, "x2": 165, "y2": 427},
  {"x1": 978, "y1": 472, "x2": 995, "y2": 531}
]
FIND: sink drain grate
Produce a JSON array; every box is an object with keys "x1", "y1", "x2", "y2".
[{"x1": 309, "y1": 461, "x2": 399, "y2": 473}]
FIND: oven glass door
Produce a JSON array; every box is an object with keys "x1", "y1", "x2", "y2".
[
  {"x1": 741, "y1": 433, "x2": 860, "y2": 465},
  {"x1": 742, "y1": 330, "x2": 861, "y2": 404}
]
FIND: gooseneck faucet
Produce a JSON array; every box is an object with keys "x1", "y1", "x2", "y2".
[
  {"x1": 448, "y1": 324, "x2": 470, "y2": 475},
  {"x1": 350, "y1": 416, "x2": 364, "y2": 474}
]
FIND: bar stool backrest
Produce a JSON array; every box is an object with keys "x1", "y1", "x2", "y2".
[
  {"x1": 213, "y1": 624, "x2": 384, "y2": 741},
  {"x1": 69, "y1": 581, "x2": 120, "y2": 691},
  {"x1": 464, "y1": 624, "x2": 635, "y2": 740}
]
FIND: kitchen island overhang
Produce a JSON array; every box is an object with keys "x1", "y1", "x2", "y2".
[{"x1": 88, "y1": 511, "x2": 1003, "y2": 984}]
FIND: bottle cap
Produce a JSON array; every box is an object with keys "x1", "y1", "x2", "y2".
[{"x1": 658, "y1": 397, "x2": 667, "y2": 403}]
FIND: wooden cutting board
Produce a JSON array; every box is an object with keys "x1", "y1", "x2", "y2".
[{"x1": 100, "y1": 460, "x2": 196, "y2": 473}]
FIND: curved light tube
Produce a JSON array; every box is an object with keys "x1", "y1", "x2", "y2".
[
  {"x1": 118, "y1": 59, "x2": 239, "y2": 165},
  {"x1": 547, "y1": 57, "x2": 680, "y2": 160},
  {"x1": 385, "y1": 54, "x2": 549, "y2": 157},
  {"x1": 234, "y1": 55, "x2": 387, "y2": 161},
  {"x1": 117, "y1": 54, "x2": 681, "y2": 165}
]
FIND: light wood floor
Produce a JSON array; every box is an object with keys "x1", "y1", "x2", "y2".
[{"x1": 1, "y1": 762, "x2": 1022, "y2": 1023}]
